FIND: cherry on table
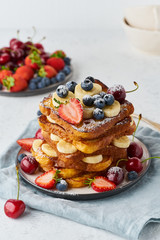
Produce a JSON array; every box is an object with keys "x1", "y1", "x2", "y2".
[{"x1": 4, "y1": 199, "x2": 25, "y2": 219}]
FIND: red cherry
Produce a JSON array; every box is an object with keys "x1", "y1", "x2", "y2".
[
  {"x1": 5, "y1": 61, "x2": 17, "y2": 71},
  {"x1": 11, "y1": 41, "x2": 25, "y2": 50},
  {"x1": 41, "y1": 52, "x2": 50, "y2": 64},
  {"x1": 106, "y1": 166, "x2": 124, "y2": 185},
  {"x1": 1, "y1": 47, "x2": 11, "y2": 54},
  {"x1": 35, "y1": 129, "x2": 44, "y2": 140},
  {"x1": 108, "y1": 85, "x2": 126, "y2": 104},
  {"x1": 127, "y1": 142, "x2": 143, "y2": 159},
  {"x1": 11, "y1": 49, "x2": 24, "y2": 61},
  {"x1": 126, "y1": 157, "x2": 143, "y2": 173},
  {"x1": 10, "y1": 38, "x2": 18, "y2": 48},
  {"x1": 16, "y1": 59, "x2": 24, "y2": 67},
  {"x1": 0, "y1": 53, "x2": 10, "y2": 64},
  {"x1": 34, "y1": 43, "x2": 44, "y2": 53},
  {"x1": 4, "y1": 199, "x2": 25, "y2": 219},
  {"x1": 20, "y1": 156, "x2": 38, "y2": 174}
]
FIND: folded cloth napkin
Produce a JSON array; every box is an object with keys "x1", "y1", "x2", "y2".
[{"x1": 0, "y1": 118, "x2": 160, "y2": 240}]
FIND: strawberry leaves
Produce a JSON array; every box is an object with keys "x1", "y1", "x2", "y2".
[{"x1": 3, "y1": 76, "x2": 15, "y2": 90}]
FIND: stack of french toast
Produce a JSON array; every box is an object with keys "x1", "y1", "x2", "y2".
[{"x1": 31, "y1": 77, "x2": 136, "y2": 188}]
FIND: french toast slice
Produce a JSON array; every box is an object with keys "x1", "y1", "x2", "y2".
[
  {"x1": 39, "y1": 96, "x2": 134, "y2": 140},
  {"x1": 39, "y1": 115, "x2": 136, "y2": 153}
]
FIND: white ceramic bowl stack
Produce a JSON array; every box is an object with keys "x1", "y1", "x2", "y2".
[{"x1": 123, "y1": 5, "x2": 160, "y2": 55}]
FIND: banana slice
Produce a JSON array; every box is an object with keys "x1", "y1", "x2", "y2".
[
  {"x1": 52, "y1": 91, "x2": 75, "y2": 107},
  {"x1": 32, "y1": 139, "x2": 43, "y2": 152},
  {"x1": 75, "y1": 83, "x2": 102, "y2": 103},
  {"x1": 83, "y1": 107, "x2": 94, "y2": 119},
  {"x1": 42, "y1": 143, "x2": 58, "y2": 157},
  {"x1": 104, "y1": 100, "x2": 120, "y2": 118},
  {"x1": 112, "y1": 136, "x2": 130, "y2": 148},
  {"x1": 47, "y1": 115, "x2": 56, "y2": 124},
  {"x1": 57, "y1": 140, "x2": 77, "y2": 154},
  {"x1": 50, "y1": 133, "x2": 61, "y2": 142},
  {"x1": 82, "y1": 155, "x2": 103, "y2": 164}
]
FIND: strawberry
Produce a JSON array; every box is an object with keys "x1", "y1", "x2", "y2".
[
  {"x1": 25, "y1": 51, "x2": 42, "y2": 70},
  {"x1": 35, "y1": 129, "x2": 44, "y2": 140},
  {"x1": 86, "y1": 176, "x2": 116, "y2": 192},
  {"x1": 16, "y1": 66, "x2": 34, "y2": 82},
  {"x1": 17, "y1": 138, "x2": 36, "y2": 152},
  {"x1": 50, "y1": 50, "x2": 66, "y2": 59},
  {"x1": 38, "y1": 65, "x2": 57, "y2": 78},
  {"x1": 2, "y1": 74, "x2": 28, "y2": 92},
  {"x1": 58, "y1": 98, "x2": 83, "y2": 125},
  {"x1": 0, "y1": 70, "x2": 12, "y2": 84},
  {"x1": 47, "y1": 57, "x2": 65, "y2": 72},
  {"x1": 35, "y1": 170, "x2": 56, "y2": 189}
]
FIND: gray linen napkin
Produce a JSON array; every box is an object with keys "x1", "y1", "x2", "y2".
[{"x1": 0, "y1": 118, "x2": 160, "y2": 240}]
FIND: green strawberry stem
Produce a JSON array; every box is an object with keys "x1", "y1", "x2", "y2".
[
  {"x1": 126, "y1": 81, "x2": 139, "y2": 94},
  {"x1": 141, "y1": 156, "x2": 160, "y2": 163},
  {"x1": 38, "y1": 67, "x2": 46, "y2": 77},
  {"x1": 53, "y1": 169, "x2": 62, "y2": 183},
  {"x1": 132, "y1": 113, "x2": 142, "y2": 141},
  {"x1": 2, "y1": 77, "x2": 15, "y2": 90},
  {"x1": 85, "y1": 178, "x2": 95, "y2": 187},
  {"x1": 29, "y1": 51, "x2": 42, "y2": 66},
  {"x1": 16, "y1": 166, "x2": 20, "y2": 200},
  {"x1": 116, "y1": 159, "x2": 128, "y2": 167}
]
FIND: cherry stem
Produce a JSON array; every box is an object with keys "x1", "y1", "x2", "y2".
[
  {"x1": 141, "y1": 156, "x2": 160, "y2": 163},
  {"x1": 16, "y1": 166, "x2": 20, "y2": 200},
  {"x1": 17, "y1": 30, "x2": 20, "y2": 40},
  {"x1": 37, "y1": 36, "x2": 46, "y2": 43},
  {"x1": 31, "y1": 26, "x2": 36, "y2": 41},
  {"x1": 116, "y1": 158, "x2": 128, "y2": 166},
  {"x1": 126, "y1": 82, "x2": 139, "y2": 94},
  {"x1": 132, "y1": 113, "x2": 142, "y2": 141}
]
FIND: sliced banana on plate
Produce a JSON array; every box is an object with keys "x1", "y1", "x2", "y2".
[
  {"x1": 42, "y1": 143, "x2": 58, "y2": 157},
  {"x1": 112, "y1": 136, "x2": 130, "y2": 148},
  {"x1": 52, "y1": 91, "x2": 75, "y2": 107},
  {"x1": 50, "y1": 133, "x2": 61, "y2": 142},
  {"x1": 75, "y1": 83, "x2": 102, "y2": 103},
  {"x1": 57, "y1": 140, "x2": 77, "y2": 154},
  {"x1": 82, "y1": 155, "x2": 103, "y2": 164},
  {"x1": 32, "y1": 139, "x2": 43, "y2": 152},
  {"x1": 104, "y1": 100, "x2": 120, "y2": 118}
]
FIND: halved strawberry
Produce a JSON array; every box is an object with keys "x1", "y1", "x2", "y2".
[
  {"x1": 58, "y1": 98, "x2": 83, "y2": 125},
  {"x1": 35, "y1": 129, "x2": 44, "y2": 140},
  {"x1": 87, "y1": 176, "x2": 116, "y2": 192},
  {"x1": 35, "y1": 170, "x2": 56, "y2": 189},
  {"x1": 17, "y1": 138, "x2": 36, "y2": 152}
]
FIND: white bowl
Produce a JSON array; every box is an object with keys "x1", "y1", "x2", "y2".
[
  {"x1": 125, "y1": 5, "x2": 160, "y2": 31},
  {"x1": 123, "y1": 18, "x2": 160, "y2": 55}
]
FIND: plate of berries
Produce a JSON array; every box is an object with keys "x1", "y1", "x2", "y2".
[{"x1": 0, "y1": 31, "x2": 72, "y2": 96}]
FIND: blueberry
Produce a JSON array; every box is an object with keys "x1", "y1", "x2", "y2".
[
  {"x1": 42, "y1": 77, "x2": 50, "y2": 87},
  {"x1": 50, "y1": 77, "x2": 57, "y2": 84},
  {"x1": 64, "y1": 57, "x2": 71, "y2": 66},
  {"x1": 0, "y1": 83, "x2": 2, "y2": 90},
  {"x1": 93, "y1": 108, "x2": 104, "y2": 120},
  {"x1": 18, "y1": 153, "x2": 27, "y2": 163},
  {"x1": 37, "y1": 110, "x2": 42, "y2": 116},
  {"x1": 92, "y1": 94, "x2": 101, "y2": 102},
  {"x1": 104, "y1": 94, "x2": 115, "y2": 106},
  {"x1": 56, "y1": 85, "x2": 68, "y2": 98},
  {"x1": 81, "y1": 79, "x2": 93, "y2": 91},
  {"x1": 99, "y1": 91, "x2": 106, "y2": 98},
  {"x1": 66, "y1": 81, "x2": 77, "y2": 93},
  {"x1": 85, "y1": 76, "x2": 95, "y2": 83},
  {"x1": 56, "y1": 179, "x2": 68, "y2": 191},
  {"x1": 56, "y1": 72, "x2": 65, "y2": 82},
  {"x1": 30, "y1": 77, "x2": 42, "y2": 84},
  {"x1": 29, "y1": 82, "x2": 37, "y2": 90},
  {"x1": 63, "y1": 66, "x2": 71, "y2": 75},
  {"x1": 83, "y1": 95, "x2": 94, "y2": 106},
  {"x1": 94, "y1": 98, "x2": 105, "y2": 109},
  {"x1": 37, "y1": 80, "x2": 45, "y2": 89},
  {"x1": 127, "y1": 171, "x2": 138, "y2": 181}
]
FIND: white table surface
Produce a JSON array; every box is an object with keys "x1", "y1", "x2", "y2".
[{"x1": 0, "y1": 28, "x2": 160, "y2": 240}]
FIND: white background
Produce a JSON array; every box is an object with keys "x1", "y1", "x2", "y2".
[{"x1": 0, "y1": 1, "x2": 160, "y2": 240}]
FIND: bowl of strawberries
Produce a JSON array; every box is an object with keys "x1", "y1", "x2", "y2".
[{"x1": 0, "y1": 32, "x2": 72, "y2": 96}]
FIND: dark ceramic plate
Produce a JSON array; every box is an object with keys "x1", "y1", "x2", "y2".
[
  {"x1": 0, "y1": 69, "x2": 73, "y2": 97},
  {"x1": 16, "y1": 137, "x2": 150, "y2": 200}
]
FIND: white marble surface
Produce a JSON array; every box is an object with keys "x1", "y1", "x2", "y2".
[{"x1": 0, "y1": 28, "x2": 160, "y2": 240}]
